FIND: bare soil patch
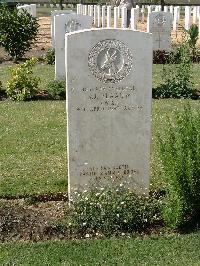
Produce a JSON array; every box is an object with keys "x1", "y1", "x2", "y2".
[{"x1": 0, "y1": 198, "x2": 71, "y2": 242}]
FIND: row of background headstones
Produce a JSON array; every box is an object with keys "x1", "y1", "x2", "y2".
[
  {"x1": 77, "y1": 4, "x2": 200, "y2": 31},
  {"x1": 51, "y1": 4, "x2": 200, "y2": 45},
  {"x1": 19, "y1": 3, "x2": 200, "y2": 31},
  {"x1": 54, "y1": 10, "x2": 173, "y2": 79},
  {"x1": 53, "y1": 5, "x2": 200, "y2": 80}
]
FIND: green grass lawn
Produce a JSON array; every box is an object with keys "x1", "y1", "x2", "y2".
[
  {"x1": 0, "y1": 64, "x2": 199, "y2": 197},
  {"x1": 0, "y1": 64, "x2": 200, "y2": 264},
  {"x1": 0, "y1": 101, "x2": 67, "y2": 196},
  {"x1": 1, "y1": 232, "x2": 200, "y2": 265}
]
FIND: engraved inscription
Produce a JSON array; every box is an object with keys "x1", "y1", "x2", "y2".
[
  {"x1": 65, "y1": 19, "x2": 82, "y2": 33},
  {"x1": 80, "y1": 164, "x2": 139, "y2": 179},
  {"x1": 154, "y1": 14, "x2": 166, "y2": 27},
  {"x1": 74, "y1": 85, "x2": 143, "y2": 112},
  {"x1": 88, "y1": 39, "x2": 133, "y2": 84}
]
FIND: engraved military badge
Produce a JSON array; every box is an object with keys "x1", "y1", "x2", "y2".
[
  {"x1": 154, "y1": 14, "x2": 166, "y2": 27},
  {"x1": 88, "y1": 39, "x2": 133, "y2": 84},
  {"x1": 65, "y1": 19, "x2": 81, "y2": 33}
]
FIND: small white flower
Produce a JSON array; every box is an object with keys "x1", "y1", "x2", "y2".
[
  {"x1": 68, "y1": 222, "x2": 72, "y2": 226},
  {"x1": 121, "y1": 233, "x2": 125, "y2": 236},
  {"x1": 121, "y1": 202, "x2": 124, "y2": 205},
  {"x1": 85, "y1": 197, "x2": 88, "y2": 201},
  {"x1": 83, "y1": 190, "x2": 88, "y2": 193},
  {"x1": 100, "y1": 187, "x2": 104, "y2": 191},
  {"x1": 83, "y1": 222, "x2": 87, "y2": 226},
  {"x1": 124, "y1": 220, "x2": 127, "y2": 223},
  {"x1": 120, "y1": 183, "x2": 123, "y2": 187},
  {"x1": 117, "y1": 214, "x2": 119, "y2": 218},
  {"x1": 85, "y1": 234, "x2": 90, "y2": 238},
  {"x1": 95, "y1": 193, "x2": 100, "y2": 196}
]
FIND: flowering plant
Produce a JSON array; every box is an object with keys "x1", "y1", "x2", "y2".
[{"x1": 69, "y1": 181, "x2": 161, "y2": 237}]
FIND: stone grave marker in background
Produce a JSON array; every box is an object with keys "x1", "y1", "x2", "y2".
[
  {"x1": 66, "y1": 29, "x2": 152, "y2": 200},
  {"x1": 55, "y1": 14, "x2": 92, "y2": 80},
  {"x1": 51, "y1": 10, "x2": 74, "y2": 48},
  {"x1": 147, "y1": 11, "x2": 172, "y2": 51}
]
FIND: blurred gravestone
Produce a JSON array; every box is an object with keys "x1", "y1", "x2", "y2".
[
  {"x1": 147, "y1": 11, "x2": 172, "y2": 51},
  {"x1": 55, "y1": 14, "x2": 92, "y2": 79}
]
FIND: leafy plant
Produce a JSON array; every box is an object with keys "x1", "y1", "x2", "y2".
[
  {"x1": 43, "y1": 49, "x2": 55, "y2": 65},
  {"x1": 46, "y1": 80, "x2": 65, "y2": 100},
  {"x1": 0, "y1": 6, "x2": 39, "y2": 61},
  {"x1": 158, "y1": 104, "x2": 200, "y2": 229},
  {"x1": 6, "y1": 58, "x2": 40, "y2": 101},
  {"x1": 185, "y1": 24, "x2": 199, "y2": 61},
  {"x1": 69, "y1": 181, "x2": 161, "y2": 237},
  {"x1": 154, "y1": 43, "x2": 194, "y2": 99}
]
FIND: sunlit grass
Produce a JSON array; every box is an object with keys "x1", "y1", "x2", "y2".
[
  {"x1": 1, "y1": 232, "x2": 200, "y2": 265},
  {"x1": 0, "y1": 64, "x2": 199, "y2": 197}
]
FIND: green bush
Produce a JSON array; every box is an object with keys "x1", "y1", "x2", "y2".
[
  {"x1": 69, "y1": 182, "x2": 161, "y2": 237},
  {"x1": 0, "y1": 6, "x2": 39, "y2": 61},
  {"x1": 154, "y1": 43, "x2": 194, "y2": 99},
  {"x1": 186, "y1": 24, "x2": 199, "y2": 60},
  {"x1": 43, "y1": 49, "x2": 55, "y2": 65},
  {"x1": 46, "y1": 80, "x2": 65, "y2": 100},
  {"x1": 158, "y1": 104, "x2": 200, "y2": 229},
  {"x1": 6, "y1": 58, "x2": 40, "y2": 101}
]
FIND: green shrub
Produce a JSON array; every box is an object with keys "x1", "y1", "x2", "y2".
[
  {"x1": 0, "y1": 6, "x2": 39, "y2": 61},
  {"x1": 186, "y1": 24, "x2": 199, "y2": 48},
  {"x1": 6, "y1": 58, "x2": 40, "y2": 101},
  {"x1": 69, "y1": 182, "x2": 161, "y2": 237},
  {"x1": 43, "y1": 49, "x2": 55, "y2": 65},
  {"x1": 46, "y1": 80, "x2": 65, "y2": 100},
  {"x1": 154, "y1": 43, "x2": 194, "y2": 99},
  {"x1": 158, "y1": 104, "x2": 200, "y2": 229}
]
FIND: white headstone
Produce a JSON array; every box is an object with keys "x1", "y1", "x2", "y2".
[
  {"x1": 55, "y1": 14, "x2": 92, "y2": 80},
  {"x1": 114, "y1": 7, "x2": 118, "y2": 28},
  {"x1": 131, "y1": 8, "x2": 138, "y2": 30},
  {"x1": 77, "y1": 4, "x2": 81, "y2": 14},
  {"x1": 193, "y1": 7, "x2": 197, "y2": 24},
  {"x1": 121, "y1": 7, "x2": 127, "y2": 28},
  {"x1": 148, "y1": 5, "x2": 152, "y2": 16},
  {"x1": 107, "y1": 6, "x2": 112, "y2": 28},
  {"x1": 147, "y1": 11, "x2": 172, "y2": 51},
  {"x1": 141, "y1": 6, "x2": 145, "y2": 22},
  {"x1": 170, "y1": 5, "x2": 173, "y2": 15},
  {"x1": 102, "y1": 6, "x2": 106, "y2": 27},
  {"x1": 97, "y1": 5, "x2": 101, "y2": 27},
  {"x1": 94, "y1": 5, "x2": 98, "y2": 26},
  {"x1": 30, "y1": 4, "x2": 37, "y2": 17},
  {"x1": 66, "y1": 28, "x2": 152, "y2": 200},
  {"x1": 51, "y1": 10, "x2": 74, "y2": 48},
  {"x1": 173, "y1": 7, "x2": 179, "y2": 31},
  {"x1": 185, "y1": 6, "x2": 191, "y2": 30}
]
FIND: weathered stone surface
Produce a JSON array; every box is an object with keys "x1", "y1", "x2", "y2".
[
  {"x1": 147, "y1": 11, "x2": 172, "y2": 51},
  {"x1": 51, "y1": 10, "x2": 73, "y2": 48},
  {"x1": 55, "y1": 14, "x2": 92, "y2": 80},
  {"x1": 66, "y1": 29, "x2": 152, "y2": 199}
]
